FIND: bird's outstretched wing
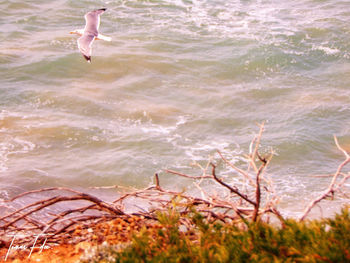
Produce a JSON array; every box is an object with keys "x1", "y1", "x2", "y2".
[
  {"x1": 77, "y1": 34, "x2": 95, "y2": 62},
  {"x1": 84, "y1": 8, "x2": 106, "y2": 36}
]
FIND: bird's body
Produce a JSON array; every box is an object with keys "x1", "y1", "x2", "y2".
[{"x1": 70, "y1": 8, "x2": 111, "y2": 62}]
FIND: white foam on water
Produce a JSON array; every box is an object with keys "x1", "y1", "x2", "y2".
[
  {"x1": 312, "y1": 45, "x2": 340, "y2": 55},
  {"x1": 0, "y1": 138, "x2": 36, "y2": 172},
  {"x1": 0, "y1": 110, "x2": 36, "y2": 171},
  {"x1": 141, "y1": 115, "x2": 189, "y2": 135},
  {"x1": 141, "y1": 124, "x2": 174, "y2": 135}
]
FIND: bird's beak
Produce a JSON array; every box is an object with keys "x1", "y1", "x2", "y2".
[{"x1": 69, "y1": 31, "x2": 74, "y2": 34}]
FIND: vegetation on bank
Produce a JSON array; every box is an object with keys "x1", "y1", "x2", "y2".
[{"x1": 80, "y1": 206, "x2": 350, "y2": 263}]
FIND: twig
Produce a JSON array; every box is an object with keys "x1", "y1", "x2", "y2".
[
  {"x1": 299, "y1": 135, "x2": 350, "y2": 221},
  {"x1": 155, "y1": 173, "x2": 161, "y2": 190},
  {"x1": 165, "y1": 170, "x2": 212, "y2": 179},
  {"x1": 1, "y1": 194, "x2": 124, "y2": 229},
  {"x1": 216, "y1": 150, "x2": 255, "y2": 185},
  {"x1": 5, "y1": 187, "x2": 84, "y2": 202},
  {"x1": 252, "y1": 161, "x2": 266, "y2": 221},
  {"x1": 210, "y1": 163, "x2": 256, "y2": 206}
]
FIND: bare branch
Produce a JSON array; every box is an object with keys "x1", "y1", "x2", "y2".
[
  {"x1": 334, "y1": 135, "x2": 350, "y2": 159},
  {"x1": 300, "y1": 135, "x2": 350, "y2": 221},
  {"x1": 165, "y1": 169, "x2": 212, "y2": 179},
  {"x1": 217, "y1": 150, "x2": 255, "y2": 185},
  {"x1": 1, "y1": 194, "x2": 124, "y2": 229},
  {"x1": 155, "y1": 173, "x2": 161, "y2": 190},
  {"x1": 5, "y1": 187, "x2": 84, "y2": 202},
  {"x1": 210, "y1": 163, "x2": 256, "y2": 206}
]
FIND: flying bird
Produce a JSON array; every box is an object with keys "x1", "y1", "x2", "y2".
[{"x1": 70, "y1": 8, "x2": 111, "y2": 63}]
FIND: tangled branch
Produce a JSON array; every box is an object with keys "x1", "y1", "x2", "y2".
[{"x1": 2, "y1": 123, "x2": 349, "y2": 248}]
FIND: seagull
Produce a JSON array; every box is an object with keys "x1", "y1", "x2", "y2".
[{"x1": 70, "y1": 8, "x2": 111, "y2": 63}]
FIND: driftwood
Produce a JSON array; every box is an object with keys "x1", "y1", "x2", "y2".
[{"x1": 1, "y1": 123, "x2": 349, "y2": 247}]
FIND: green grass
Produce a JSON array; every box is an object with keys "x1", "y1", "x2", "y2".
[{"x1": 80, "y1": 207, "x2": 350, "y2": 263}]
